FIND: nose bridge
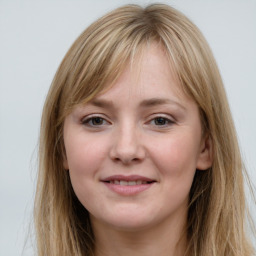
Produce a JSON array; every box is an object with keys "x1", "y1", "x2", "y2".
[
  {"x1": 119, "y1": 122, "x2": 137, "y2": 150},
  {"x1": 110, "y1": 119, "x2": 145, "y2": 164}
]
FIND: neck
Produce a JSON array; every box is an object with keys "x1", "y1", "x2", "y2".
[{"x1": 92, "y1": 212, "x2": 188, "y2": 256}]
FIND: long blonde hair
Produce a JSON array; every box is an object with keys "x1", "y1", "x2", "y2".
[{"x1": 34, "y1": 4, "x2": 255, "y2": 256}]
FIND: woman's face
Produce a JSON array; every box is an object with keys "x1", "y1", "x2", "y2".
[{"x1": 63, "y1": 43, "x2": 212, "y2": 232}]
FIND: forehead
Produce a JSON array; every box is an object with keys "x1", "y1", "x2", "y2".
[{"x1": 94, "y1": 43, "x2": 190, "y2": 105}]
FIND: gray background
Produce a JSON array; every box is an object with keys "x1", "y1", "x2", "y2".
[{"x1": 0, "y1": 0, "x2": 255, "y2": 255}]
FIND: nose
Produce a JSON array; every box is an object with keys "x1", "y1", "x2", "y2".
[{"x1": 109, "y1": 124, "x2": 146, "y2": 165}]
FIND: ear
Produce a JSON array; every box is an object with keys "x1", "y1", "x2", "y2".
[{"x1": 196, "y1": 134, "x2": 213, "y2": 171}]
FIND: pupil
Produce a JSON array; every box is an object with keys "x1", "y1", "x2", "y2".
[
  {"x1": 92, "y1": 117, "x2": 103, "y2": 125},
  {"x1": 155, "y1": 117, "x2": 166, "y2": 125}
]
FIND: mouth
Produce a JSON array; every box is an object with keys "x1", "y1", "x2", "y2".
[
  {"x1": 101, "y1": 175, "x2": 156, "y2": 195},
  {"x1": 105, "y1": 180, "x2": 155, "y2": 186}
]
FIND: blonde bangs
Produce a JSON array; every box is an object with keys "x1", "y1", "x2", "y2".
[{"x1": 56, "y1": 5, "x2": 161, "y2": 122}]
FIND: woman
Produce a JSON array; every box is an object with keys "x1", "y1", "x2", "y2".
[{"x1": 34, "y1": 4, "x2": 255, "y2": 256}]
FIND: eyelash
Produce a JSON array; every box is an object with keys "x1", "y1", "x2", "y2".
[
  {"x1": 81, "y1": 116, "x2": 110, "y2": 127},
  {"x1": 81, "y1": 115, "x2": 175, "y2": 128},
  {"x1": 148, "y1": 116, "x2": 175, "y2": 127}
]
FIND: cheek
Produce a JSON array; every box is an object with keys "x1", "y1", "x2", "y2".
[
  {"x1": 65, "y1": 135, "x2": 108, "y2": 174},
  {"x1": 157, "y1": 136, "x2": 199, "y2": 167},
  {"x1": 64, "y1": 136, "x2": 103, "y2": 196},
  {"x1": 65, "y1": 136, "x2": 110, "y2": 208},
  {"x1": 142, "y1": 133, "x2": 200, "y2": 219},
  {"x1": 149, "y1": 132, "x2": 200, "y2": 186}
]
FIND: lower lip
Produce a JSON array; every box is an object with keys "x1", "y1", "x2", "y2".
[{"x1": 103, "y1": 182, "x2": 154, "y2": 196}]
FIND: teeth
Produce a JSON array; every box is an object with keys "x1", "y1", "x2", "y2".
[
  {"x1": 120, "y1": 180, "x2": 128, "y2": 186},
  {"x1": 109, "y1": 180, "x2": 151, "y2": 186},
  {"x1": 128, "y1": 181, "x2": 136, "y2": 186}
]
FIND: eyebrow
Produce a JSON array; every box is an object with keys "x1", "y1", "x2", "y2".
[
  {"x1": 89, "y1": 97, "x2": 186, "y2": 110},
  {"x1": 90, "y1": 99, "x2": 114, "y2": 108},
  {"x1": 139, "y1": 98, "x2": 186, "y2": 110}
]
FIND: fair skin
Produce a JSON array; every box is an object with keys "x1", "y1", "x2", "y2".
[{"x1": 63, "y1": 43, "x2": 212, "y2": 256}]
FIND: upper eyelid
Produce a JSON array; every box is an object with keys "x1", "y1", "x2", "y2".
[
  {"x1": 79, "y1": 112, "x2": 176, "y2": 122},
  {"x1": 149, "y1": 117, "x2": 174, "y2": 125},
  {"x1": 146, "y1": 113, "x2": 175, "y2": 121},
  {"x1": 81, "y1": 113, "x2": 110, "y2": 122},
  {"x1": 81, "y1": 116, "x2": 111, "y2": 128},
  {"x1": 145, "y1": 114, "x2": 176, "y2": 128}
]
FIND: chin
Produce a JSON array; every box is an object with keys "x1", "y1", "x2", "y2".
[
  {"x1": 91, "y1": 208, "x2": 159, "y2": 232},
  {"x1": 107, "y1": 218, "x2": 153, "y2": 232}
]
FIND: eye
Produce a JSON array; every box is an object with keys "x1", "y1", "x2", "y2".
[
  {"x1": 149, "y1": 116, "x2": 174, "y2": 127},
  {"x1": 153, "y1": 117, "x2": 168, "y2": 125},
  {"x1": 82, "y1": 116, "x2": 109, "y2": 127}
]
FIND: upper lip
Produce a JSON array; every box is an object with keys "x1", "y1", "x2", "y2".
[{"x1": 101, "y1": 175, "x2": 156, "y2": 182}]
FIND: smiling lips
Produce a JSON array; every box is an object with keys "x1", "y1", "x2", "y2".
[
  {"x1": 101, "y1": 175, "x2": 156, "y2": 195},
  {"x1": 109, "y1": 180, "x2": 149, "y2": 185}
]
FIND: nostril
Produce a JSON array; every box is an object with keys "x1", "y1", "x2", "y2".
[
  {"x1": 112, "y1": 156, "x2": 140, "y2": 163},
  {"x1": 109, "y1": 142, "x2": 146, "y2": 164}
]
